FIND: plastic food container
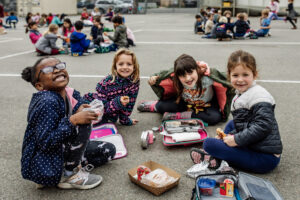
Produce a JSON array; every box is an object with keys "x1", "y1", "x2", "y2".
[{"x1": 197, "y1": 178, "x2": 216, "y2": 196}]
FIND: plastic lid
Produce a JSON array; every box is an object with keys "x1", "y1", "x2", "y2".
[{"x1": 197, "y1": 178, "x2": 216, "y2": 189}]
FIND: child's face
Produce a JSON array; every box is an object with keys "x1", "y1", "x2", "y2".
[
  {"x1": 230, "y1": 64, "x2": 256, "y2": 93},
  {"x1": 113, "y1": 22, "x2": 119, "y2": 27},
  {"x1": 178, "y1": 69, "x2": 198, "y2": 89},
  {"x1": 225, "y1": 13, "x2": 231, "y2": 18},
  {"x1": 93, "y1": 20, "x2": 99, "y2": 26},
  {"x1": 116, "y1": 54, "x2": 134, "y2": 79},
  {"x1": 32, "y1": 24, "x2": 38, "y2": 30},
  {"x1": 196, "y1": 18, "x2": 201, "y2": 22},
  {"x1": 63, "y1": 22, "x2": 70, "y2": 28},
  {"x1": 35, "y1": 58, "x2": 69, "y2": 92},
  {"x1": 53, "y1": 29, "x2": 58, "y2": 34}
]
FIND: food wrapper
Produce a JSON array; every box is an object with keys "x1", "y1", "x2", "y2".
[
  {"x1": 140, "y1": 169, "x2": 178, "y2": 188},
  {"x1": 83, "y1": 99, "x2": 104, "y2": 124},
  {"x1": 186, "y1": 161, "x2": 232, "y2": 179}
]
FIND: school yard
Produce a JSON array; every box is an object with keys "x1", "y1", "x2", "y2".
[{"x1": 0, "y1": 13, "x2": 299, "y2": 200}]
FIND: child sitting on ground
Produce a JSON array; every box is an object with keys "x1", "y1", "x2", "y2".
[
  {"x1": 138, "y1": 54, "x2": 235, "y2": 126},
  {"x1": 254, "y1": 9, "x2": 271, "y2": 37},
  {"x1": 5, "y1": 12, "x2": 18, "y2": 28},
  {"x1": 84, "y1": 49, "x2": 140, "y2": 126},
  {"x1": 0, "y1": 19, "x2": 7, "y2": 35},
  {"x1": 190, "y1": 50, "x2": 282, "y2": 174},
  {"x1": 194, "y1": 14, "x2": 203, "y2": 34},
  {"x1": 90, "y1": 16, "x2": 104, "y2": 47},
  {"x1": 233, "y1": 13, "x2": 250, "y2": 38},
  {"x1": 205, "y1": 13, "x2": 214, "y2": 35},
  {"x1": 104, "y1": 8, "x2": 114, "y2": 22},
  {"x1": 61, "y1": 18, "x2": 75, "y2": 47},
  {"x1": 35, "y1": 24, "x2": 65, "y2": 55},
  {"x1": 215, "y1": 17, "x2": 232, "y2": 41},
  {"x1": 26, "y1": 22, "x2": 42, "y2": 44},
  {"x1": 21, "y1": 57, "x2": 116, "y2": 189},
  {"x1": 103, "y1": 16, "x2": 128, "y2": 49},
  {"x1": 70, "y1": 20, "x2": 93, "y2": 56}
]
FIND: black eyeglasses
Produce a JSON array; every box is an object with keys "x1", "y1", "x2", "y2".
[{"x1": 36, "y1": 62, "x2": 66, "y2": 82}]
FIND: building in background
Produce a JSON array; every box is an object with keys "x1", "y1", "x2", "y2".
[{"x1": 17, "y1": 0, "x2": 77, "y2": 16}]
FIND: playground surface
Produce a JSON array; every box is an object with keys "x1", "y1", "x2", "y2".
[{"x1": 0, "y1": 13, "x2": 299, "y2": 200}]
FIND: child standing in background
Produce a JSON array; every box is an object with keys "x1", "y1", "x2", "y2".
[
  {"x1": 190, "y1": 50, "x2": 282, "y2": 173},
  {"x1": 35, "y1": 24, "x2": 64, "y2": 55},
  {"x1": 286, "y1": 0, "x2": 297, "y2": 29},
  {"x1": 26, "y1": 22, "x2": 42, "y2": 44},
  {"x1": 21, "y1": 57, "x2": 116, "y2": 189},
  {"x1": 84, "y1": 49, "x2": 140, "y2": 126}
]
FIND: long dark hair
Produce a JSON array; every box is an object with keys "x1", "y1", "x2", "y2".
[
  {"x1": 173, "y1": 54, "x2": 203, "y2": 104},
  {"x1": 62, "y1": 18, "x2": 73, "y2": 36}
]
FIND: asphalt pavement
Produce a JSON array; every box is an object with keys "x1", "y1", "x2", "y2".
[{"x1": 0, "y1": 13, "x2": 299, "y2": 200}]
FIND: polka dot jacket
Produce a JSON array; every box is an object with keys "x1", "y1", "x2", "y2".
[
  {"x1": 21, "y1": 90, "x2": 85, "y2": 186},
  {"x1": 84, "y1": 75, "x2": 140, "y2": 126}
]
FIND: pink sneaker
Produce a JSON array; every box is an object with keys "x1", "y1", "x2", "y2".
[{"x1": 137, "y1": 101, "x2": 158, "y2": 112}]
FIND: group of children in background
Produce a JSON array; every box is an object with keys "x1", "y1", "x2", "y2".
[
  {"x1": 25, "y1": 11, "x2": 135, "y2": 56},
  {"x1": 21, "y1": 48, "x2": 283, "y2": 190},
  {"x1": 195, "y1": 0, "x2": 298, "y2": 41}
]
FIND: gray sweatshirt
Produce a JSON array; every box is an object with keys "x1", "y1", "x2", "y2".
[
  {"x1": 108, "y1": 24, "x2": 128, "y2": 48},
  {"x1": 35, "y1": 33, "x2": 59, "y2": 54}
]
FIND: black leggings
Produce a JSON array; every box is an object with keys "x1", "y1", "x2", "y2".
[
  {"x1": 63, "y1": 125, "x2": 116, "y2": 171},
  {"x1": 155, "y1": 99, "x2": 222, "y2": 125},
  {"x1": 286, "y1": 16, "x2": 297, "y2": 28}
]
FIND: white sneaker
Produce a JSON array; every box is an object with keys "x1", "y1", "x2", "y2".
[{"x1": 58, "y1": 166, "x2": 102, "y2": 190}]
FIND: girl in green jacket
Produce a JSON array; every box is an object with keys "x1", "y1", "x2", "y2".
[{"x1": 137, "y1": 54, "x2": 235, "y2": 125}]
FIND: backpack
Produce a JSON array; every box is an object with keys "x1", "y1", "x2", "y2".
[
  {"x1": 191, "y1": 171, "x2": 283, "y2": 200},
  {"x1": 216, "y1": 24, "x2": 226, "y2": 34}
]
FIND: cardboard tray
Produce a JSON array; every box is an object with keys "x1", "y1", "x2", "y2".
[{"x1": 128, "y1": 161, "x2": 181, "y2": 196}]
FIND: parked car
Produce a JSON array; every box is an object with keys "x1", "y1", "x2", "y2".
[
  {"x1": 114, "y1": 0, "x2": 133, "y2": 14},
  {"x1": 77, "y1": 0, "x2": 95, "y2": 9},
  {"x1": 183, "y1": 0, "x2": 197, "y2": 8},
  {"x1": 94, "y1": 0, "x2": 115, "y2": 14}
]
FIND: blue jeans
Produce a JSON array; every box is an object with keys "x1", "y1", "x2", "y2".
[
  {"x1": 269, "y1": 13, "x2": 285, "y2": 21},
  {"x1": 203, "y1": 120, "x2": 281, "y2": 173}
]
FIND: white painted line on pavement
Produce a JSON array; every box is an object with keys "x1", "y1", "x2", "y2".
[
  {"x1": 0, "y1": 38, "x2": 23, "y2": 43},
  {"x1": 1, "y1": 73, "x2": 300, "y2": 84},
  {"x1": 135, "y1": 41, "x2": 300, "y2": 45},
  {"x1": 132, "y1": 29, "x2": 143, "y2": 33},
  {"x1": 0, "y1": 50, "x2": 35, "y2": 60}
]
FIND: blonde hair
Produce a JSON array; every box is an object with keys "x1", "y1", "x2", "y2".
[
  {"x1": 219, "y1": 16, "x2": 228, "y2": 23},
  {"x1": 43, "y1": 24, "x2": 58, "y2": 36},
  {"x1": 111, "y1": 49, "x2": 140, "y2": 83},
  {"x1": 237, "y1": 13, "x2": 245, "y2": 20},
  {"x1": 227, "y1": 50, "x2": 257, "y2": 80},
  {"x1": 223, "y1": 10, "x2": 232, "y2": 16},
  {"x1": 262, "y1": 9, "x2": 270, "y2": 17}
]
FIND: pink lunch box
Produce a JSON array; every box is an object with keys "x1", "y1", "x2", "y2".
[{"x1": 160, "y1": 119, "x2": 208, "y2": 146}]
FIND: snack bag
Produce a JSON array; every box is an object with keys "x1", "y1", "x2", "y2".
[
  {"x1": 140, "y1": 169, "x2": 178, "y2": 188},
  {"x1": 83, "y1": 99, "x2": 104, "y2": 124}
]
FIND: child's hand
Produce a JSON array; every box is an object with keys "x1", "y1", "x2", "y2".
[
  {"x1": 89, "y1": 36, "x2": 93, "y2": 40},
  {"x1": 103, "y1": 32, "x2": 108, "y2": 36},
  {"x1": 77, "y1": 104, "x2": 90, "y2": 113},
  {"x1": 223, "y1": 135, "x2": 238, "y2": 147},
  {"x1": 70, "y1": 111, "x2": 99, "y2": 125},
  {"x1": 59, "y1": 47, "x2": 64, "y2": 51},
  {"x1": 120, "y1": 96, "x2": 130, "y2": 106},
  {"x1": 132, "y1": 119, "x2": 139, "y2": 125},
  {"x1": 215, "y1": 135, "x2": 221, "y2": 139},
  {"x1": 148, "y1": 76, "x2": 159, "y2": 86},
  {"x1": 98, "y1": 24, "x2": 102, "y2": 29}
]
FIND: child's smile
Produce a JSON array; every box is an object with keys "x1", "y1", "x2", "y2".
[
  {"x1": 116, "y1": 54, "x2": 134, "y2": 78},
  {"x1": 178, "y1": 69, "x2": 198, "y2": 89},
  {"x1": 230, "y1": 64, "x2": 256, "y2": 93}
]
